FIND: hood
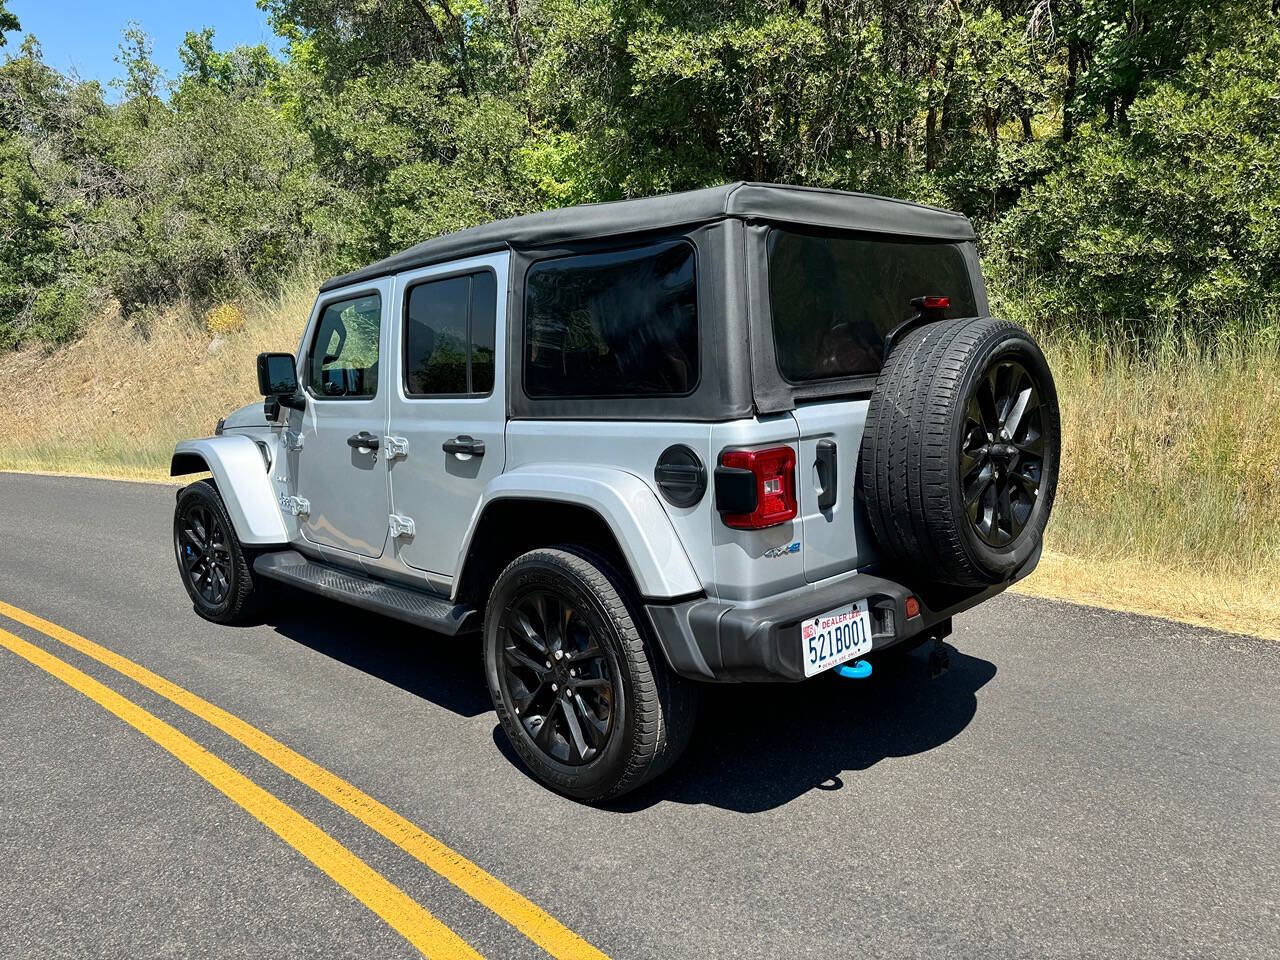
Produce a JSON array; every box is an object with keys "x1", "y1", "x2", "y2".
[{"x1": 221, "y1": 401, "x2": 272, "y2": 431}]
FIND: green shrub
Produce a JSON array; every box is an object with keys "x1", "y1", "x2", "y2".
[{"x1": 987, "y1": 26, "x2": 1280, "y2": 336}]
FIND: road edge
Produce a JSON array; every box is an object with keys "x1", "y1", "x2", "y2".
[{"x1": 3, "y1": 468, "x2": 1274, "y2": 643}]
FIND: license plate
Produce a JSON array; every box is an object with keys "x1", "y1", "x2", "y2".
[{"x1": 801, "y1": 600, "x2": 873, "y2": 677}]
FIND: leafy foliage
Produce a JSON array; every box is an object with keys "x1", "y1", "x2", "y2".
[
  {"x1": 990, "y1": 7, "x2": 1280, "y2": 330},
  {"x1": 0, "y1": 0, "x2": 1277, "y2": 347},
  {"x1": 0, "y1": 1, "x2": 18, "y2": 43}
]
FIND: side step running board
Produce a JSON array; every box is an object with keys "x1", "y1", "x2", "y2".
[{"x1": 252, "y1": 550, "x2": 477, "y2": 635}]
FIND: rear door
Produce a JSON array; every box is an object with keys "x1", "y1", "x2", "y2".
[
  {"x1": 790, "y1": 401, "x2": 876, "y2": 582},
  {"x1": 288, "y1": 281, "x2": 392, "y2": 559},
  {"x1": 765, "y1": 227, "x2": 980, "y2": 582},
  {"x1": 387, "y1": 252, "x2": 508, "y2": 579}
]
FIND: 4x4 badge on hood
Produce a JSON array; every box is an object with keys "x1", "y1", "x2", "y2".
[{"x1": 763, "y1": 541, "x2": 800, "y2": 559}]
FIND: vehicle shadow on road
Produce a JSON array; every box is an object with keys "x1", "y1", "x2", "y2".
[
  {"x1": 262, "y1": 590, "x2": 995, "y2": 812},
  {"x1": 601, "y1": 644, "x2": 997, "y2": 813},
  {"x1": 261, "y1": 587, "x2": 493, "y2": 718}
]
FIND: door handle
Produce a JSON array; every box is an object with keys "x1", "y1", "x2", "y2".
[
  {"x1": 347, "y1": 431, "x2": 381, "y2": 451},
  {"x1": 442, "y1": 435, "x2": 485, "y2": 457},
  {"x1": 815, "y1": 438, "x2": 837, "y2": 511}
]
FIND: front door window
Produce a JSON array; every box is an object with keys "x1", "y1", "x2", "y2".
[{"x1": 307, "y1": 294, "x2": 381, "y2": 399}]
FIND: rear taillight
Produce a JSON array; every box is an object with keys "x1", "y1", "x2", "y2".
[
  {"x1": 910, "y1": 295, "x2": 951, "y2": 315},
  {"x1": 717, "y1": 446, "x2": 797, "y2": 529}
]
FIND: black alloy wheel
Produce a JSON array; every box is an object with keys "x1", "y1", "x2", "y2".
[
  {"x1": 959, "y1": 358, "x2": 1046, "y2": 547},
  {"x1": 179, "y1": 501, "x2": 233, "y2": 605},
  {"x1": 173, "y1": 479, "x2": 261, "y2": 624},
  {"x1": 497, "y1": 588, "x2": 615, "y2": 766},
  {"x1": 483, "y1": 547, "x2": 696, "y2": 802}
]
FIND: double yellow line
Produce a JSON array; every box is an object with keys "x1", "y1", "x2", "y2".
[{"x1": 0, "y1": 599, "x2": 609, "y2": 960}]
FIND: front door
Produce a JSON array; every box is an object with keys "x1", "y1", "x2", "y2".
[
  {"x1": 387, "y1": 253, "x2": 508, "y2": 578},
  {"x1": 288, "y1": 281, "x2": 392, "y2": 559}
]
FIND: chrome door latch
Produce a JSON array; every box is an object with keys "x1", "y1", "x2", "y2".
[
  {"x1": 384, "y1": 436, "x2": 409, "y2": 460},
  {"x1": 280, "y1": 495, "x2": 311, "y2": 518},
  {"x1": 389, "y1": 514, "x2": 416, "y2": 539},
  {"x1": 283, "y1": 430, "x2": 304, "y2": 452}
]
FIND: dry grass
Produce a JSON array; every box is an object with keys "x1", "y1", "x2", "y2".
[
  {"x1": 0, "y1": 275, "x2": 319, "y2": 480},
  {"x1": 1, "y1": 285, "x2": 1277, "y2": 639},
  {"x1": 1017, "y1": 324, "x2": 1280, "y2": 639},
  {"x1": 1013, "y1": 552, "x2": 1280, "y2": 641}
]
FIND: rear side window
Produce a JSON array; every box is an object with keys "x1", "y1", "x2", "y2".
[
  {"x1": 403, "y1": 270, "x2": 496, "y2": 396},
  {"x1": 307, "y1": 293, "x2": 381, "y2": 398},
  {"x1": 767, "y1": 229, "x2": 977, "y2": 381},
  {"x1": 524, "y1": 240, "x2": 698, "y2": 398}
]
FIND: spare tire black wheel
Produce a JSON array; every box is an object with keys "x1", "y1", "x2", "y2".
[{"x1": 859, "y1": 315, "x2": 1060, "y2": 587}]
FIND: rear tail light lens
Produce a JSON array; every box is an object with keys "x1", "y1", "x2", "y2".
[
  {"x1": 911, "y1": 295, "x2": 951, "y2": 314},
  {"x1": 718, "y1": 446, "x2": 797, "y2": 529}
]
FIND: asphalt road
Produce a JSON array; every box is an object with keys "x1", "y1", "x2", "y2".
[{"x1": 0, "y1": 472, "x2": 1276, "y2": 959}]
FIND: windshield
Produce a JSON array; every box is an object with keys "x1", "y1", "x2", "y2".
[{"x1": 767, "y1": 229, "x2": 978, "y2": 382}]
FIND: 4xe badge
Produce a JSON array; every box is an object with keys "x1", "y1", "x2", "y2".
[{"x1": 763, "y1": 541, "x2": 800, "y2": 559}]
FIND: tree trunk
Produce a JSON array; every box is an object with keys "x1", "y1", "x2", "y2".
[
  {"x1": 1063, "y1": 41, "x2": 1078, "y2": 142},
  {"x1": 409, "y1": 0, "x2": 459, "y2": 91},
  {"x1": 506, "y1": 0, "x2": 529, "y2": 78},
  {"x1": 926, "y1": 104, "x2": 938, "y2": 170},
  {"x1": 939, "y1": 46, "x2": 957, "y2": 140},
  {"x1": 437, "y1": 0, "x2": 474, "y2": 99},
  {"x1": 1020, "y1": 107, "x2": 1033, "y2": 141}
]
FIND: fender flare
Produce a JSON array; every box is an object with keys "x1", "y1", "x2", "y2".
[
  {"x1": 457, "y1": 464, "x2": 703, "y2": 600},
  {"x1": 171, "y1": 436, "x2": 288, "y2": 546}
]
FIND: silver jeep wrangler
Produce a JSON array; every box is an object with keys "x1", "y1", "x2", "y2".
[{"x1": 171, "y1": 183, "x2": 1060, "y2": 801}]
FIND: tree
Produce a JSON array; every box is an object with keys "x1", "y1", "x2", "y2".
[
  {"x1": 2, "y1": 0, "x2": 1278, "y2": 347},
  {"x1": 92, "y1": 29, "x2": 352, "y2": 311},
  {"x1": 0, "y1": 36, "x2": 107, "y2": 346},
  {"x1": 0, "y1": 1, "x2": 20, "y2": 45},
  {"x1": 990, "y1": 4, "x2": 1280, "y2": 330},
  {"x1": 260, "y1": 0, "x2": 540, "y2": 260}
]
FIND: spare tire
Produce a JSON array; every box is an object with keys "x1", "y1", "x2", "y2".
[{"x1": 858, "y1": 315, "x2": 1060, "y2": 587}]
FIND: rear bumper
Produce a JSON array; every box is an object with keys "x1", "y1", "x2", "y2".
[{"x1": 645, "y1": 545, "x2": 1040, "y2": 682}]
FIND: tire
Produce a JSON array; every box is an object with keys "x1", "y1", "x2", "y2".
[
  {"x1": 173, "y1": 480, "x2": 262, "y2": 625},
  {"x1": 483, "y1": 547, "x2": 697, "y2": 803},
  {"x1": 858, "y1": 316, "x2": 1060, "y2": 587}
]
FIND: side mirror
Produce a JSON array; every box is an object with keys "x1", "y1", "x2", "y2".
[{"x1": 256, "y1": 352, "x2": 305, "y2": 411}]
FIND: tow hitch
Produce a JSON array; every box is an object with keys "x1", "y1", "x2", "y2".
[
  {"x1": 834, "y1": 659, "x2": 872, "y2": 679},
  {"x1": 832, "y1": 621, "x2": 953, "y2": 681}
]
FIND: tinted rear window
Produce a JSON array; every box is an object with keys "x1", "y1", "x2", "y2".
[
  {"x1": 767, "y1": 229, "x2": 977, "y2": 381},
  {"x1": 524, "y1": 240, "x2": 698, "y2": 398}
]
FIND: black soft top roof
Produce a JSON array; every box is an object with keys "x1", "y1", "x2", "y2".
[{"x1": 320, "y1": 181, "x2": 976, "y2": 292}]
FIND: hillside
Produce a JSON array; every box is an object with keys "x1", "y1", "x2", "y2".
[
  {"x1": 1, "y1": 0, "x2": 1278, "y2": 638},
  {"x1": 2, "y1": 290, "x2": 1276, "y2": 641}
]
